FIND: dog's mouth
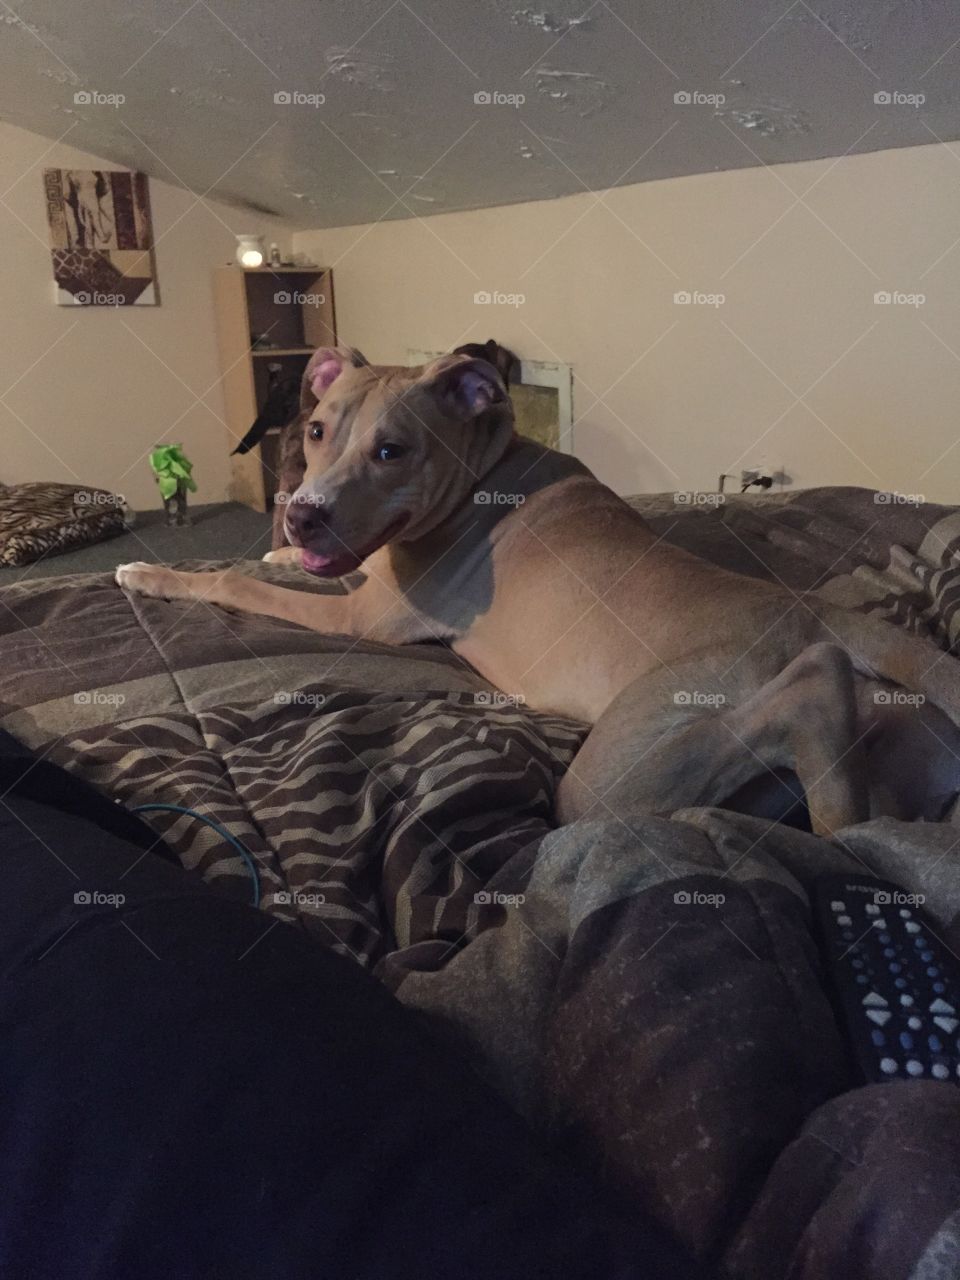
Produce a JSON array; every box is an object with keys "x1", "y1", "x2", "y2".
[{"x1": 296, "y1": 514, "x2": 410, "y2": 578}]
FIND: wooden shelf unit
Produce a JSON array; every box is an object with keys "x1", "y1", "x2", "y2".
[{"x1": 213, "y1": 265, "x2": 336, "y2": 512}]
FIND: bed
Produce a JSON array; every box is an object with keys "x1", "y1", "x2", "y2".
[{"x1": 2, "y1": 484, "x2": 959, "y2": 1279}]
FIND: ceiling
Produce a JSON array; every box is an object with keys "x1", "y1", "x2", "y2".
[{"x1": 2, "y1": 0, "x2": 959, "y2": 227}]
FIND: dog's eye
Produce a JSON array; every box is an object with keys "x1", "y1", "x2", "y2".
[
  {"x1": 375, "y1": 442, "x2": 406, "y2": 462},
  {"x1": 308, "y1": 423, "x2": 324, "y2": 442}
]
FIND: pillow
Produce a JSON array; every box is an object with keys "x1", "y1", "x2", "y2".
[{"x1": 0, "y1": 481, "x2": 128, "y2": 567}]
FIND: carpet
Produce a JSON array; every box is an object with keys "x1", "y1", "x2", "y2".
[{"x1": 0, "y1": 503, "x2": 273, "y2": 583}]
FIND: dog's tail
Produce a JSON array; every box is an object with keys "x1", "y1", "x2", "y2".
[{"x1": 814, "y1": 601, "x2": 960, "y2": 719}]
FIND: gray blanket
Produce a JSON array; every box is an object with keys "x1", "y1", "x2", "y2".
[{"x1": 2, "y1": 485, "x2": 959, "y2": 1279}]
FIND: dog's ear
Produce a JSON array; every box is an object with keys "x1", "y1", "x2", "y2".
[
  {"x1": 300, "y1": 346, "x2": 369, "y2": 411},
  {"x1": 417, "y1": 355, "x2": 508, "y2": 421}
]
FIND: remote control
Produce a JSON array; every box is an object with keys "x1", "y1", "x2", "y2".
[{"x1": 815, "y1": 874, "x2": 960, "y2": 1084}]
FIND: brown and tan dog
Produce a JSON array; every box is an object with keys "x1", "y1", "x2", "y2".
[{"x1": 117, "y1": 346, "x2": 960, "y2": 836}]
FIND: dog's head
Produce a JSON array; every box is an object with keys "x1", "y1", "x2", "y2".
[{"x1": 285, "y1": 346, "x2": 514, "y2": 576}]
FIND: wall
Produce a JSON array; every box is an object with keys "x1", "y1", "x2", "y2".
[
  {"x1": 295, "y1": 141, "x2": 960, "y2": 504},
  {"x1": 0, "y1": 121, "x2": 291, "y2": 508}
]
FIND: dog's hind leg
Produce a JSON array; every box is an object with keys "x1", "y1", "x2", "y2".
[{"x1": 558, "y1": 642, "x2": 868, "y2": 838}]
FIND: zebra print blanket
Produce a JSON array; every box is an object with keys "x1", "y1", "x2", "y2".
[{"x1": 2, "y1": 485, "x2": 960, "y2": 1279}]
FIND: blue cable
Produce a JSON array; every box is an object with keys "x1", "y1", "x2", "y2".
[{"x1": 131, "y1": 803, "x2": 261, "y2": 908}]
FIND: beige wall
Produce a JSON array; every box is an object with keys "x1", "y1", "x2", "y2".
[
  {"x1": 296, "y1": 141, "x2": 960, "y2": 504},
  {"x1": 0, "y1": 122, "x2": 291, "y2": 508}
]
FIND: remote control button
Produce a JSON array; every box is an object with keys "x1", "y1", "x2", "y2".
[
  {"x1": 933, "y1": 1016, "x2": 959, "y2": 1034},
  {"x1": 928, "y1": 1034, "x2": 943, "y2": 1052},
  {"x1": 852, "y1": 959, "x2": 864, "y2": 969},
  {"x1": 900, "y1": 995, "x2": 915, "y2": 1006},
  {"x1": 863, "y1": 992, "x2": 889, "y2": 1008},
  {"x1": 883, "y1": 947, "x2": 896, "y2": 959},
  {"x1": 932, "y1": 1063, "x2": 950, "y2": 1080},
  {"x1": 930, "y1": 999, "x2": 956, "y2": 1015},
  {"x1": 906, "y1": 1060, "x2": 924, "y2": 1076},
  {"x1": 865, "y1": 904, "x2": 880, "y2": 915},
  {"x1": 830, "y1": 901, "x2": 845, "y2": 912},
  {"x1": 921, "y1": 951, "x2": 934, "y2": 962},
  {"x1": 899, "y1": 1031, "x2": 914, "y2": 1049},
  {"x1": 899, "y1": 909, "x2": 912, "y2": 918},
  {"x1": 889, "y1": 963, "x2": 902, "y2": 973},
  {"x1": 871, "y1": 919, "x2": 887, "y2": 930},
  {"x1": 928, "y1": 967, "x2": 940, "y2": 978},
  {"x1": 908, "y1": 1017, "x2": 922, "y2": 1030},
  {"x1": 933, "y1": 982, "x2": 946, "y2": 994},
  {"x1": 867, "y1": 1010, "x2": 892, "y2": 1026},
  {"x1": 880, "y1": 1058, "x2": 898, "y2": 1075},
  {"x1": 871, "y1": 1030, "x2": 885, "y2": 1047},
  {"x1": 878, "y1": 933, "x2": 892, "y2": 944},
  {"x1": 905, "y1": 922, "x2": 921, "y2": 933},
  {"x1": 895, "y1": 978, "x2": 908, "y2": 989},
  {"x1": 856, "y1": 975, "x2": 869, "y2": 984},
  {"x1": 837, "y1": 915, "x2": 852, "y2": 926}
]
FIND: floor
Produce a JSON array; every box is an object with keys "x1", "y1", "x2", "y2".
[{"x1": 0, "y1": 503, "x2": 273, "y2": 583}]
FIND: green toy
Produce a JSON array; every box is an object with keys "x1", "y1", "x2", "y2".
[{"x1": 149, "y1": 444, "x2": 197, "y2": 527}]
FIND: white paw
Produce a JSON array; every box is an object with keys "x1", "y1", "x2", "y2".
[
  {"x1": 262, "y1": 547, "x2": 303, "y2": 565},
  {"x1": 115, "y1": 562, "x2": 183, "y2": 599}
]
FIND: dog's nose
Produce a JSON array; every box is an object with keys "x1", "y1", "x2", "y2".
[{"x1": 285, "y1": 497, "x2": 328, "y2": 544}]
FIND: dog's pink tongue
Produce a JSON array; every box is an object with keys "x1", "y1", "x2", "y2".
[{"x1": 301, "y1": 549, "x2": 339, "y2": 575}]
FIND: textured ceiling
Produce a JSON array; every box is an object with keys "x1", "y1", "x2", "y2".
[{"x1": 2, "y1": 0, "x2": 959, "y2": 227}]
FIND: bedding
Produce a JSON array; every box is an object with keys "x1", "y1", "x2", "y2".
[
  {"x1": 1, "y1": 484, "x2": 959, "y2": 1279},
  {"x1": 0, "y1": 736, "x2": 699, "y2": 1280},
  {"x1": 0, "y1": 480, "x2": 127, "y2": 566}
]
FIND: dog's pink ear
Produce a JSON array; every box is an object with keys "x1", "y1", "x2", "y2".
[
  {"x1": 300, "y1": 347, "x2": 368, "y2": 410},
  {"x1": 311, "y1": 358, "x2": 342, "y2": 398},
  {"x1": 424, "y1": 356, "x2": 508, "y2": 421}
]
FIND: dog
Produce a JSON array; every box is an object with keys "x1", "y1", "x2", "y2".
[
  {"x1": 268, "y1": 340, "x2": 518, "y2": 553},
  {"x1": 117, "y1": 346, "x2": 960, "y2": 837}
]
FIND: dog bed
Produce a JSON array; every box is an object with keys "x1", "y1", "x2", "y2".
[
  {"x1": 0, "y1": 481, "x2": 128, "y2": 567},
  {"x1": 1, "y1": 485, "x2": 959, "y2": 1279}
]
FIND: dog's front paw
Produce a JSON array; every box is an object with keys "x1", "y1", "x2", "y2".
[
  {"x1": 262, "y1": 547, "x2": 303, "y2": 565},
  {"x1": 115, "y1": 562, "x2": 186, "y2": 600}
]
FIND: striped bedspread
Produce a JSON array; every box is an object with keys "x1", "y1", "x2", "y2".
[{"x1": 2, "y1": 485, "x2": 960, "y2": 1279}]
